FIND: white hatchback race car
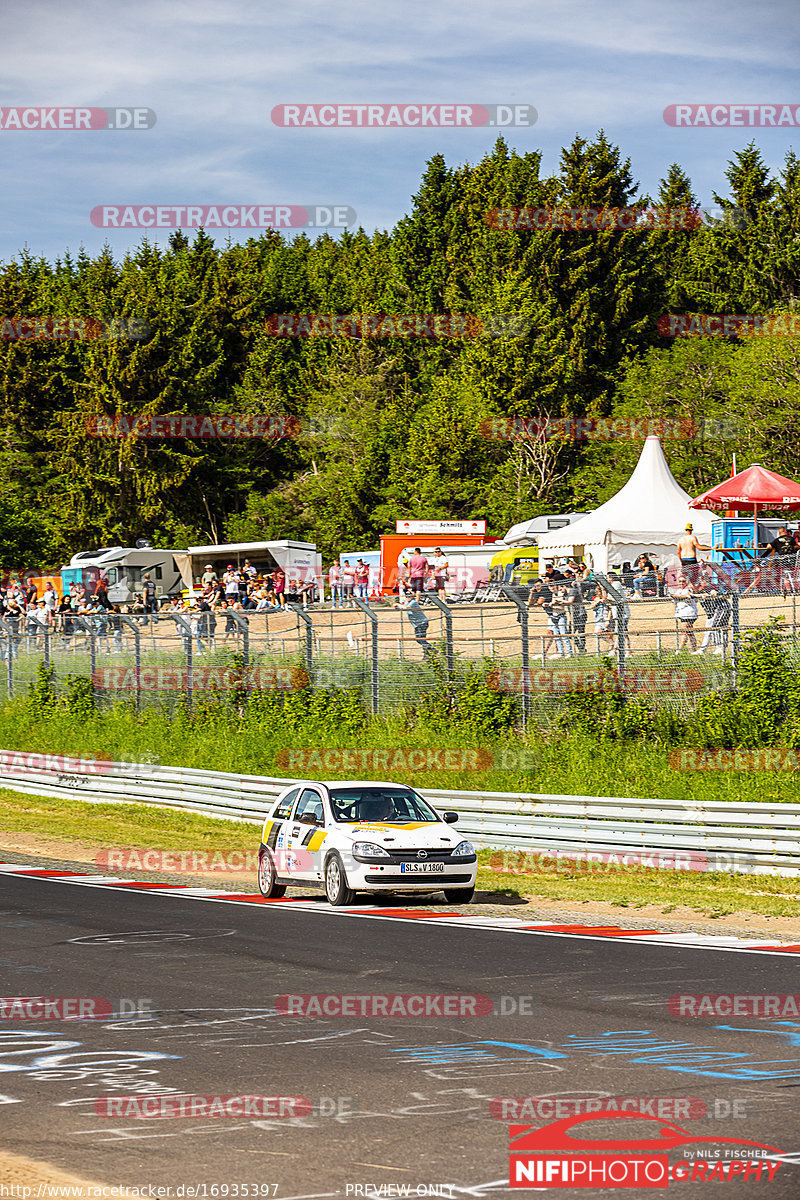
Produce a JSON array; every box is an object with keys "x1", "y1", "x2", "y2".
[{"x1": 257, "y1": 780, "x2": 478, "y2": 905}]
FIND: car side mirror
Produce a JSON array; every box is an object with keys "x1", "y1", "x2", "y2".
[
  {"x1": 298, "y1": 812, "x2": 319, "y2": 826},
  {"x1": 442, "y1": 811, "x2": 459, "y2": 824}
]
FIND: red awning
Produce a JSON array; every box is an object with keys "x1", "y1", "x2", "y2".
[{"x1": 690, "y1": 463, "x2": 800, "y2": 512}]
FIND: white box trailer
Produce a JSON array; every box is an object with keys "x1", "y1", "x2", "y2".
[{"x1": 178, "y1": 540, "x2": 323, "y2": 598}]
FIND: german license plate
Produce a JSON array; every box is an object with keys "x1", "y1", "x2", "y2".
[{"x1": 400, "y1": 862, "x2": 445, "y2": 873}]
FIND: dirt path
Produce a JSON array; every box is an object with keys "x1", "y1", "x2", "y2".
[{"x1": 0, "y1": 1150, "x2": 139, "y2": 1199}]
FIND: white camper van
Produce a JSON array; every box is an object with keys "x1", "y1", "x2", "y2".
[{"x1": 61, "y1": 547, "x2": 183, "y2": 604}]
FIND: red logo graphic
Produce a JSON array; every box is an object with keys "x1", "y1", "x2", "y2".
[{"x1": 509, "y1": 1113, "x2": 782, "y2": 1188}]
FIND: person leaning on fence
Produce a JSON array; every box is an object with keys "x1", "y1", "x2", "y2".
[
  {"x1": 527, "y1": 578, "x2": 555, "y2": 654},
  {"x1": 590, "y1": 585, "x2": 616, "y2": 653},
  {"x1": 546, "y1": 582, "x2": 572, "y2": 659},
  {"x1": 562, "y1": 576, "x2": 587, "y2": 654},
  {"x1": 669, "y1": 573, "x2": 699, "y2": 653},
  {"x1": 398, "y1": 592, "x2": 434, "y2": 659}
]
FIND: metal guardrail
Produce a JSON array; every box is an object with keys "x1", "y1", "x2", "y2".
[{"x1": 0, "y1": 754, "x2": 798, "y2": 876}]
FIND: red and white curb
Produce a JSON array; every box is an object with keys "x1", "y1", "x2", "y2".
[{"x1": 1, "y1": 861, "x2": 799, "y2": 956}]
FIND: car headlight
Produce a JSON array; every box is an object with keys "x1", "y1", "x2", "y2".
[
  {"x1": 352, "y1": 842, "x2": 391, "y2": 858},
  {"x1": 452, "y1": 840, "x2": 475, "y2": 857}
]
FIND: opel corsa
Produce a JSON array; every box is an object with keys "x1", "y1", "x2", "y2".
[{"x1": 257, "y1": 780, "x2": 477, "y2": 905}]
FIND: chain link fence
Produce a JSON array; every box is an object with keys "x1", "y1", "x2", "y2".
[{"x1": 1, "y1": 576, "x2": 796, "y2": 725}]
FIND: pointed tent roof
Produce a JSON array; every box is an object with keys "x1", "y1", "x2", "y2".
[{"x1": 537, "y1": 436, "x2": 715, "y2": 553}]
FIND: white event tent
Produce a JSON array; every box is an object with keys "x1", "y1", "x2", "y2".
[{"x1": 536, "y1": 435, "x2": 715, "y2": 572}]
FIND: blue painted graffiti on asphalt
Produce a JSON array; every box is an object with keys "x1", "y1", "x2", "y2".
[{"x1": 390, "y1": 1025, "x2": 800, "y2": 1081}]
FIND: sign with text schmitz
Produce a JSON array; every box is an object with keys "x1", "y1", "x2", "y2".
[{"x1": 395, "y1": 519, "x2": 486, "y2": 535}]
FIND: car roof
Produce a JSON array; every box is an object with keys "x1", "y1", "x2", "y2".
[{"x1": 280, "y1": 780, "x2": 418, "y2": 791}]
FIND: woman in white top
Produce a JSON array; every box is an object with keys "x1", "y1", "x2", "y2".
[{"x1": 669, "y1": 574, "x2": 699, "y2": 653}]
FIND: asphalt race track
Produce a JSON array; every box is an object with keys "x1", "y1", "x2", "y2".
[{"x1": 1, "y1": 870, "x2": 799, "y2": 1198}]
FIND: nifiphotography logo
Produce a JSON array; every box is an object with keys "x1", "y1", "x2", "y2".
[{"x1": 508, "y1": 1111, "x2": 783, "y2": 1187}]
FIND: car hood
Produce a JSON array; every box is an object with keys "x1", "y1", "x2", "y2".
[{"x1": 337, "y1": 821, "x2": 460, "y2": 848}]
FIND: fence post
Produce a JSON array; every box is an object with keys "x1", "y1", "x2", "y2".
[
  {"x1": 598, "y1": 574, "x2": 626, "y2": 686},
  {"x1": 500, "y1": 585, "x2": 530, "y2": 729},
  {"x1": 43, "y1": 625, "x2": 51, "y2": 671},
  {"x1": 731, "y1": 592, "x2": 740, "y2": 688},
  {"x1": 227, "y1": 612, "x2": 251, "y2": 690},
  {"x1": 427, "y1": 593, "x2": 454, "y2": 687},
  {"x1": 75, "y1": 616, "x2": 97, "y2": 681},
  {"x1": 118, "y1": 615, "x2": 142, "y2": 710},
  {"x1": 0, "y1": 615, "x2": 13, "y2": 698},
  {"x1": 352, "y1": 596, "x2": 379, "y2": 714},
  {"x1": 172, "y1": 614, "x2": 193, "y2": 709},
  {"x1": 288, "y1": 604, "x2": 314, "y2": 677}
]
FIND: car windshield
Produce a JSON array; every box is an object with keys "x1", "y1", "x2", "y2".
[{"x1": 328, "y1": 787, "x2": 439, "y2": 824}]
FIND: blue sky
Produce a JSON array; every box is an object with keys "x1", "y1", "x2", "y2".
[{"x1": 1, "y1": 0, "x2": 797, "y2": 263}]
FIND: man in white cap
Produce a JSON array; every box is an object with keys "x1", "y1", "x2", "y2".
[{"x1": 201, "y1": 563, "x2": 217, "y2": 589}]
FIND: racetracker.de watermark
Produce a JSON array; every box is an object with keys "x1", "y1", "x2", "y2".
[
  {"x1": 86, "y1": 414, "x2": 304, "y2": 439},
  {"x1": 84, "y1": 414, "x2": 354, "y2": 440},
  {"x1": 276, "y1": 993, "x2": 536, "y2": 1017},
  {"x1": 491, "y1": 1096, "x2": 708, "y2": 1120},
  {"x1": 265, "y1": 313, "x2": 528, "y2": 338},
  {"x1": 664, "y1": 103, "x2": 800, "y2": 127},
  {"x1": 95, "y1": 848, "x2": 263, "y2": 875},
  {"x1": 271, "y1": 103, "x2": 536, "y2": 127},
  {"x1": 486, "y1": 206, "x2": 746, "y2": 231},
  {"x1": 90, "y1": 205, "x2": 355, "y2": 229},
  {"x1": 488, "y1": 667, "x2": 704, "y2": 696},
  {"x1": 659, "y1": 313, "x2": 800, "y2": 338},
  {"x1": 478, "y1": 417, "x2": 739, "y2": 442},
  {"x1": 273, "y1": 748, "x2": 494, "y2": 772},
  {"x1": 0, "y1": 107, "x2": 156, "y2": 130},
  {"x1": 0, "y1": 750, "x2": 114, "y2": 775},
  {"x1": 0, "y1": 317, "x2": 148, "y2": 341},
  {"x1": 91, "y1": 666, "x2": 312, "y2": 693},
  {"x1": 669, "y1": 994, "x2": 800, "y2": 1017},
  {"x1": 94, "y1": 1095, "x2": 310, "y2": 1118},
  {"x1": 0, "y1": 997, "x2": 153, "y2": 1019},
  {"x1": 670, "y1": 748, "x2": 800, "y2": 770},
  {"x1": 489, "y1": 849, "x2": 709, "y2": 874}
]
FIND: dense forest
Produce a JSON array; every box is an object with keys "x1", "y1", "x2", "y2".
[{"x1": 1, "y1": 133, "x2": 799, "y2": 567}]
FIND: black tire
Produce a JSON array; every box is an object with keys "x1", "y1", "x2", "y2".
[
  {"x1": 325, "y1": 853, "x2": 356, "y2": 906},
  {"x1": 258, "y1": 845, "x2": 287, "y2": 899},
  {"x1": 443, "y1": 887, "x2": 475, "y2": 904}
]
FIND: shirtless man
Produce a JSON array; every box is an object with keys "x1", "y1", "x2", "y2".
[{"x1": 676, "y1": 523, "x2": 709, "y2": 581}]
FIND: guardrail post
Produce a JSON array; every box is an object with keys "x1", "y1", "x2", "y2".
[
  {"x1": 288, "y1": 604, "x2": 313, "y2": 677},
  {"x1": 0, "y1": 615, "x2": 13, "y2": 697},
  {"x1": 427, "y1": 593, "x2": 454, "y2": 686},
  {"x1": 598, "y1": 573, "x2": 626, "y2": 686},
  {"x1": 352, "y1": 596, "x2": 379, "y2": 714},
  {"x1": 172, "y1": 614, "x2": 193, "y2": 709},
  {"x1": 500, "y1": 585, "x2": 529, "y2": 728},
  {"x1": 118, "y1": 615, "x2": 142, "y2": 709}
]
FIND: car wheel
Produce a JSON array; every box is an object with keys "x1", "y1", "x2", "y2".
[
  {"x1": 443, "y1": 887, "x2": 475, "y2": 904},
  {"x1": 258, "y1": 845, "x2": 287, "y2": 899},
  {"x1": 325, "y1": 853, "x2": 356, "y2": 906}
]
